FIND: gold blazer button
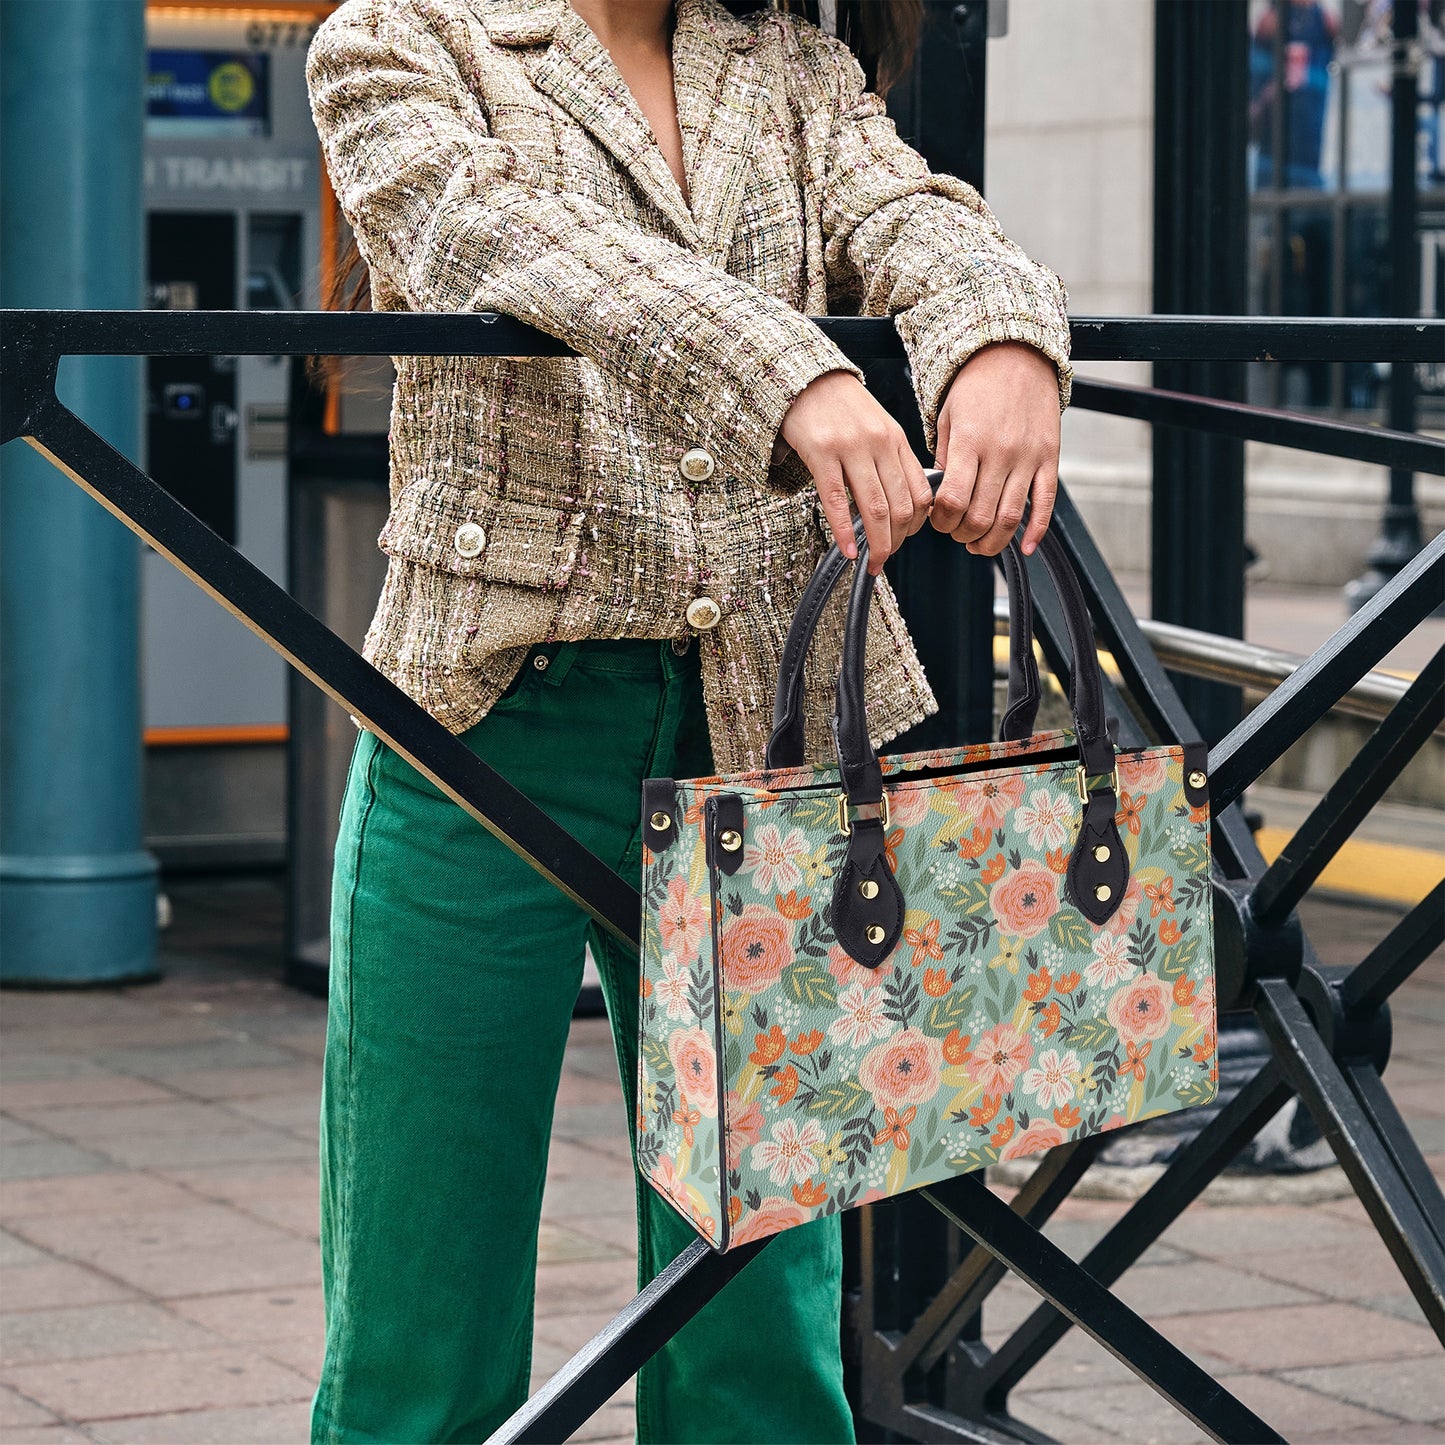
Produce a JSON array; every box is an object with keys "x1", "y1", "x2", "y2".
[
  {"x1": 454, "y1": 522, "x2": 486, "y2": 558},
  {"x1": 685, "y1": 596, "x2": 722, "y2": 630},
  {"x1": 678, "y1": 447, "x2": 716, "y2": 482}
]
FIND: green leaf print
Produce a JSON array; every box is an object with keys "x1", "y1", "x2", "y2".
[
  {"x1": 1170, "y1": 838, "x2": 1209, "y2": 875},
  {"x1": 1157, "y1": 931, "x2": 1200, "y2": 982},
  {"x1": 787, "y1": 959, "x2": 838, "y2": 1010},
  {"x1": 1175, "y1": 1078, "x2": 1216, "y2": 1108},
  {"x1": 806, "y1": 1078, "x2": 871, "y2": 1118},
  {"x1": 943, "y1": 915, "x2": 995, "y2": 957},
  {"x1": 923, "y1": 988, "x2": 978, "y2": 1035},
  {"x1": 1049, "y1": 911, "x2": 1093, "y2": 952},
  {"x1": 939, "y1": 876, "x2": 992, "y2": 916},
  {"x1": 643, "y1": 1036, "x2": 674, "y2": 1075},
  {"x1": 1062, "y1": 1015, "x2": 1114, "y2": 1051}
]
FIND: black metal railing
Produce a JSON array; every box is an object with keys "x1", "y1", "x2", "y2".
[{"x1": 2, "y1": 309, "x2": 1441, "y2": 1444}]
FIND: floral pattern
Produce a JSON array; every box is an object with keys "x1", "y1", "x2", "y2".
[{"x1": 637, "y1": 730, "x2": 1217, "y2": 1251}]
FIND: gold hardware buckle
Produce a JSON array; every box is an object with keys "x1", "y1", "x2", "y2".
[
  {"x1": 1076, "y1": 764, "x2": 1120, "y2": 805},
  {"x1": 837, "y1": 791, "x2": 890, "y2": 836}
]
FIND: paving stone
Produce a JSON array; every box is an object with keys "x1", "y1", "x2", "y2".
[
  {"x1": 0, "y1": 1234, "x2": 49, "y2": 1270},
  {"x1": 0, "y1": 1120, "x2": 51, "y2": 1148},
  {"x1": 88, "y1": 1041, "x2": 301, "y2": 1079},
  {"x1": 86, "y1": 1400, "x2": 314, "y2": 1443},
  {"x1": 1281, "y1": 1356, "x2": 1445, "y2": 1424},
  {"x1": 0, "y1": 1303, "x2": 220, "y2": 1367},
  {"x1": 42, "y1": 1239, "x2": 322, "y2": 1302},
  {"x1": 87, "y1": 1125, "x2": 314, "y2": 1172},
  {"x1": 152, "y1": 1164, "x2": 317, "y2": 1206},
  {"x1": 0, "y1": 1383, "x2": 58, "y2": 1429},
  {"x1": 537, "y1": 1220, "x2": 627, "y2": 1265},
  {"x1": 544, "y1": 1138, "x2": 635, "y2": 1181},
  {"x1": 1158, "y1": 1203, "x2": 1380, "y2": 1261},
  {"x1": 10, "y1": 1205, "x2": 300, "y2": 1270},
  {"x1": 228, "y1": 1197, "x2": 316, "y2": 1239},
  {"x1": 1004, "y1": 1380, "x2": 1212, "y2": 1443},
  {"x1": 550, "y1": 1103, "x2": 631, "y2": 1142},
  {"x1": 0, "y1": 1175, "x2": 196, "y2": 1222},
  {"x1": 1357, "y1": 1292, "x2": 1433, "y2": 1327},
  {"x1": 0, "y1": 1143, "x2": 118, "y2": 1183},
  {"x1": 13, "y1": 1102, "x2": 247, "y2": 1143},
  {"x1": 1155, "y1": 1301, "x2": 1438, "y2": 1370},
  {"x1": 559, "y1": 1212, "x2": 639, "y2": 1256},
  {"x1": 157, "y1": 1066, "x2": 320, "y2": 1102},
  {"x1": 1039, "y1": 1215, "x2": 1190, "y2": 1266},
  {"x1": 11, "y1": 1020, "x2": 226, "y2": 1056},
  {"x1": 1308, "y1": 1423, "x2": 1445, "y2": 1443},
  {"x1": 0, "y1": 1424, "x2": 95, "y2": 1443},
  {"x1": 215, "y1": 1095, "x2": 319, "y2": 1137},
  {"x1": 1109, "y1": 1259, "x2": 1317, "y2": 1318},
  {"x1": 0, "y1": 1078, "x2": 175, "y2": 1111},
  {"x1": 252, "y1": 1335, "x2": 321, "y2": 1382},
  {"x1": 540, "y1": 1171, "x2": 636, "y2": 1220},
  {"x1": 1232, "y1": 1235, "x2": 1411, "y2": 1300},
  {"x1": 1225, "y1": 1373, "x2": 1414, "y2": 1437},
  {"x1": 0, "y1": 1346, "x2": 312, "y2": 1422},
  {"x1": 0, "y1": 1057, "x2": 107, "y2": 1085},
  {"x1": 166, "y1": 1288, "x2": 322, "y2": 1345},
  {"x1": 0, "y1": 1263, "x2": 136, "y2": 1314},
  {"x1": 533, "y1": 1258, "x2": 639, "y2": 1319}
]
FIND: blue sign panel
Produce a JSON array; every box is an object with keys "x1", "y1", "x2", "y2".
[{"x1": 147, "y1": 50, "x2": 270, "y2": 139}]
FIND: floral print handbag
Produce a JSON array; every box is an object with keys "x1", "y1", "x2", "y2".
[{"x1": 636, "y1": 521, "x2": 1218, "y2": 1251}]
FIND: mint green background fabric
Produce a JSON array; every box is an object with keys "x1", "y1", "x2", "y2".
[{"x1": 311, "y1": 637, "x2": 855, "y2": 1444}]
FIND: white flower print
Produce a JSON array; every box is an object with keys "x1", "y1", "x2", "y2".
[
  {"x1": 1018, "y1": 788, "x2": 1072, "y2": 852},
  {"x1": 1085, "y1": 932, "x2": 1132, "y2": 988},
  {"x1": 655, "y1": 952, "x2": 692, "y2": 1022},
  {"x1": 828, "y1": 982, "x2": 894, "y2": 1049},
  {"x1": 1023, "y1": 1048, "x2": 1081, "y2": 1110},
  {"x1": 751, "y1": 1116, "x2": 826, "y2": 1186},
  {"x1": 742, "y1": 821, "x2": 811, "y2": 892}
]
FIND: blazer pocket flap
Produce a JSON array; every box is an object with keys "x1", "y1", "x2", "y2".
[{"x1": 378, "y1": 485, "x2": 587, "y2": 589}]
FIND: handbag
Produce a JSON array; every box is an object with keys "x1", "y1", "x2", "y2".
[{"x1": 635, "y1": 511, "x2": 1218, "y2": 1251}]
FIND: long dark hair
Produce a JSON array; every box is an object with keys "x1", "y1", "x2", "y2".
[{"x1": 309, "y1": 0, "x2": 922, "y2": 386}]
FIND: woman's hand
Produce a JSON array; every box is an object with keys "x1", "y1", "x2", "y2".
[
  {"x1": 929, "y1": 340, "x2": 1062, "y2": 556},
  {"x1": 779, "y1": 370, "x2": 933, "y2": 575}
]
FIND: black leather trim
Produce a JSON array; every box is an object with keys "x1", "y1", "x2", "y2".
[
  {"x1": 828, "y1": 817, "x2": 904, "y2": 968},
  {"x1": 1067, "y1": 791, "x2": 1129, "y2": 925},
  {"x1": 997, "y1": 544, "x2": 1042, "y2": 742},
  {"x1": 1182, "y1": 741, "x2": 1210, "y2": 808},
  {"x1": 708, "y1": 793, "x2": 746, "y2": 876},
  {"x1": 641, "y1": 777, "x2": 679, "y2": 853}
]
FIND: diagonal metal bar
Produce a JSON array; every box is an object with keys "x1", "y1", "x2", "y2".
[
  {"x1": 981, "y1": 1062, "x2": 1293, "y2": 1400},
  {"x1": 15, "y1": 400, "x2": 643, "y2": 946},
  {"x1": 1255, "y1": 979, "x2": 1445, "y2": 1339},
  {"x1": 1250, "y1": 648, "x2": 1445, "y2": 926},
  {"x1": 918, "y1": 1175, "x2": 1283, "y2": 1444},
  {"x1": 897, "y1": 1138, "x2": 1102, "y2": 1376},
  {"x1": 1209, "y1": 533, "x2": 1445, "y2": 813},
  {"x1": 1072, "y1": 378, "x2": 1445, "y2": 475},
  {"x1": 1340, "y1": 882, "x2": 1445, "y2": 1019}
]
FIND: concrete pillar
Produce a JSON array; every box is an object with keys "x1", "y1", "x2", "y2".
[{"x1": 0, "y1": 0, "x2": 158, "y2": 983}]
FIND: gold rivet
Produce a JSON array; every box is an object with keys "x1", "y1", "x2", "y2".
[
  {"x1": 866, "y1": 924, "x2": 885, "y2": 945},
  {"x1": 719, "y1": 829, "x2": 742, "y2": 852},
  {"x1": 1188, "y1": 770, "x2": 1206, "y2": 790},
  {"x1": 1093, "y1": 844, "x2": 1110, "y2": 863},
  {"x1": 858, "y1": 879, "x2": 879, "y2": 900},
  {"x1": 650, "y1": 811, "x2": 671, "y2": 832},
  {"x1": 1094, "y1": 884, "x2": 1112, "y2": 903}
]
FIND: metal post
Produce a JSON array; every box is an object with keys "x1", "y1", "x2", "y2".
[
  {"x1": 0, "y1": 0, "x2": 157, "y2": 983},
  {"x1": 1151, "y1": 0, "x2": 1250, "y2": 745},
  {"x1": 1346, "y1": 0, "x2": 1426, "y2": 612}
]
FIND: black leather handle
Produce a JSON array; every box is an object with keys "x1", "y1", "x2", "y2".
[{"x1": 766, "y1": 468, "x2": 1043, "y2": 768}]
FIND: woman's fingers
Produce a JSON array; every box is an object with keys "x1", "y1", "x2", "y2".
[
  {"x1": 929, "y1": 435, "x2": 979, "y2": 535},
  {"x1": 902, "y1": 442, "x2": 934, "y2": 536},
  {"x1": 843, "y1": 454, "x2": 892, "y2": 575},
  {"x1": 812, "y1": 461, "x2": 858, "y2": 560},
  {"x1": 964, "y1": 464, "x2": 1031, "y2": 555},
  {"x1": 1021, "y1": 458, "x2": 1059, "y2": 555}
]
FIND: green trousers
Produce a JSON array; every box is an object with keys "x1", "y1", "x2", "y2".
[{"x1": 312, "y1": 636, "x2": 857, "y2": 1445}]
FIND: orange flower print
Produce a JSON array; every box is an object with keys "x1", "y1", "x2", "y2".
[
  {"x1": 859, "y1": 1030, "x2": 944, "y2": 1110},
  {"x1": 1106, "y1": 974, "x2": 1173, "y2": 1045},
  {"x1": 1055, "y1": 970, "x2": 1081, "y2": 994},
  {"x1": 1115, "y1": 790, "x2": 1145, "y2": 836},
  {"x1": 667, "y1": 1028, "x2": 719, "y2": 1116},
  {"x1": 640, "y1": 977, "x2": 654, "y2": 999},
  {"x1": 970, "y1": 1095, "x2": 1000, "y2": 1128},
  {"x1": 967, "y1": 1022, "x2": 1033, "y2": 1096},
  {"x1": 672, "y1": 1105, "x2": 701, "y2": 1146},
  {"x1": 991, "y1": 1116, "x2": 1017, "y2": 1148},
  {"x1": 730, "y1": 1196, "x2": 809, "y2": 1245},
  {"x1": 873, "y1": 1104, "x2": 918, "y2": 1151},
  {"x1": 720, "y1": 904, "x2": 794, "y2": 994},
  {"x1": 922, "y1": 967, "x2": 952, "y2": 997},
  {"x1": 958, "y1": 824, "x2": 994, "y2": 860},
  {"x1": 1001, "y1": 1119, "x2": 1065, "y2": 1159},
  {"x1": 1172, "y1": 975, "x2": 1195, "y2": 1006},
  {"x1": 775, "y1": 889, "x2": 813, "y2": 920},
  {"x1": 943, "y1": 1028, "x2": 973, "y2": 1065},
  {"x1": 727, "y1": 1196, "x2": 744, "y2": 1226},
  {"x1": 1045, "y1": 846, "x2": 1070, "y2": 875},
  {"x1": 742, "y1": 821, "x2": 810, "y2": 892},
  {"x1": 1038, "y1": 1000, "x2": 1062, "y2": 1036},
  {"x1": 789, "y1": 1028, "x2": 824, "y2": 1056},
  {"x1": 1024, "y1": 966, "x2": 1053, "y2": 1002},
  {"x1": 990, "y1": 859, "x2": 1061, "y2": 939},
  {"x1": 1122, "y1": 1039, "x2": 1153, "y2": 1081},
  {"x1": 658, "y1": 875, "x2": 707, "y2": 965},
  {"x1": 791, "y1": 1178, "x2": 829, "y2": 1208},
  {"x1": 769, "y1": 1064, "x2": 800, "y2": 1104},
  {"x1": 1117, "y1": 751, "x2": 1169, "y2": 794},
  {"x1": 724, "y1": 1095, "x2": 764, "y2": 1171},
  {"x1": 749, "y1": 1023, "x2": 786, "y2": 1066},
  {"x1": 1145, "y1": 877, "x2": 1176, "y2": 917},
  {"x1": 981, "y1": 851, "x2": 1007, "y2": 884},
  {"x1": 1018, "y1": 787, "x2": 1073, "y2": 851},
  {"x1": 829, "y1": 981, "x2": 894, "y2": 1049},
  {"x1": 905, "y1": 916, "x2": 944, "y2": 969},
  {"x1": 1053, "y1": 1103, "x2": 1082, "y2": 1130},
  {"x1": 1159, "y1": 918, "x2": 1181, "y2": 945},
  {"x1": 883, "y1": 828, "x2": 905, "y2": 874},
  {"x1": 751, "y1": 1116, "x2": 826, "y2": 1187}
]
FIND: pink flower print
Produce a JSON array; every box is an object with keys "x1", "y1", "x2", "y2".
[
  {"x1": 829, "y1": 981, "x2": 895, "y2": 1049},
  {"x1": 650, "y1": 1154, "x2": 688, "y2": 1209},
  {"x1": 885, "y1": 783, "x2": 934, "y2": 830},
  {"x1": 667, "y1": 1026, "x2": 719, "y2": 1116},
  {"x1": 1103, "y1": 876, "x2": 1144, "y2": 938},
  {"x1": 1117, "y1": 751, "x2": 1170, "y2": 795},
  {"x1": 724, "y1": 1095, "x2": 764, "y2": 1171},
  {"x1": 1084, "y1": 932, "x2": 1133, "y2": 988},
  {"x1": 1190, "y1": 976, "x2": 1217, "y2": 1030},
  {"x1": 1106, "y1": 973, "x2": 1173, "y2": 1045},
  {"x1": 730, "y1": 1196, "x2": 810, "y2": 1244},
  {"x1": 969, "y1": 771, "x2": 1027, "y2": 832},
  {"x1": 968, "y1": 1022, "x2": 1033, "y2": 1096},
  {"x1": 827, "y1": 941, "x2": 887, "y2": 991},
  {"x1": 1001, "y1": 1120, "x2": 1066, "y2": 1160},
  {"x1": 720, "y1": 905, "x2": 794, "y2": 995},
  {"x1": 742, "y1": 821, "x2": 810, "y2": 892},
  {"x1": 656, "y1": 952, "x2": 693, "y2": 1022},
  {"x1": 990, "y1": 859, "x2": 1061, "y2": 939},
  {"x1": 1017, "y1": 788, "x2": 1073, "y2": 852},
  {"x1": 751, "y1": 1117, "x2": 826, "y2": 1187},
  {"x1": 1022, "y1": 1048, "x2": 1080, "y2": 1111},
  {"x1": 658, "y1": 875, "x2": 707, "y2": 965},
  {"x1": 859, "y1": 1029, "x2": 943, "y2": 1110}
]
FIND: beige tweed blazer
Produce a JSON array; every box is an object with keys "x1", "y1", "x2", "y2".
[{"x1": 305, "y1": 0, "x2": 1073, "y2": 773}]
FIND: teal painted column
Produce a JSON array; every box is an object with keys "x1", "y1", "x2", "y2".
[{"x1": 1, "y1": 0, "x2": 158, "y2": 984}]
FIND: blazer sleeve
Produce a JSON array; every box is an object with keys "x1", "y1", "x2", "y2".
[
  {"x1": 304, "y1": 0, "x2": 863, "y2": 491},
  {"x1": 809, "y1": 29, "x2": 1074, "y2": 458}
]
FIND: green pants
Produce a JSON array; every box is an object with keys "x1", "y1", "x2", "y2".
[{"x1": 312, "y1": 636, "x2": 857, "y2": 1445}]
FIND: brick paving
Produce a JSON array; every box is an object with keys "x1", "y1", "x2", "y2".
[{"x1": 1, "y1": 886, "x2": 1440, "y2": 1444}]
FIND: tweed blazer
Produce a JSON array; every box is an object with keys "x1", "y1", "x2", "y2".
[{"x1": 305, "y1": 0, "x2": 1073, "y2": 773}]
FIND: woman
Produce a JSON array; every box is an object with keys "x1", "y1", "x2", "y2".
[{"x1": 304, "y1": 0, "x2": 1070, "y2": 1440}]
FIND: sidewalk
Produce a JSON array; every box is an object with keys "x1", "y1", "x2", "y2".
[{"x1": 1, "y1": 879, "x2": 1440, "y2": 1444}]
